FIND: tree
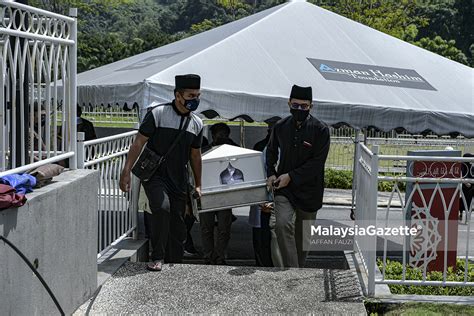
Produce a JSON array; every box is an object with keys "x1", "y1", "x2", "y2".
[
  {"x1": 414, "y1": 36, "x2": 469, "y2": 65},
  {"x1": 29, "y1": 0, "x2": 472, "y2": 71},
  {"x1": 415, "y1": 0, "x2": 472, "y2": 65},
  {"x1": 454, "y1": 0, "x2": 473, "y2": 63},
  {"x1": 217, "y1": 0, "x2": 245, "y2": 20},
  {"x1": 311, "y1": 0, "x2": 429, "y2": 42},
  {"x1": 311, "y1": 0, "x2": 470, "y2": 66},
  {"x1": 30, "y1": 0, "x2": 133, "y2": 15},
  {"x1": 190, "y1": 19, "x2": 221, "y2": 35}
]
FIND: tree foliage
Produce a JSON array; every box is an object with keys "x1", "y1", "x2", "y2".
[
  {"x1": 312, "y1": 0, "x2": 471, "y2": 65},
  {"x1": 30, "y1": 0, "x2": 472, "y2": 72},
  {"x1": 414, "y1": 36, "x2": 469, "y2": 65}
]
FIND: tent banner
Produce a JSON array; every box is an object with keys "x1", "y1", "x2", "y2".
[{"x1": 308, "y1": 58, "x2": 437, "y2": 91}]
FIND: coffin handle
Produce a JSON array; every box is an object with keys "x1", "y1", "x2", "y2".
[{"x1": 219, "y1": 158, "x2": 238, "y2": 162}]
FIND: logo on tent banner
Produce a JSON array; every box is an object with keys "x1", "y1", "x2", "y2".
[{"x1": 308, "y1": 58, "x2": 436, "y2": 91}]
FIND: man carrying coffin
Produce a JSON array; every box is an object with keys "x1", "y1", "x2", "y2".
[
  {"x1": 120, "y1": 74, "x2": 204, "y2": 272},
  {"x1": 266, "y1": 85, "x2": 330, "y2": 268}
]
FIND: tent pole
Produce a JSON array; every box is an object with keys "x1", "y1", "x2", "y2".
[
  {"x1": 350, "y1": 128, "x2": 361, "y2": 220},
  {"x1": 240, "y1": 119, "x2": 245, "y2": 147}
]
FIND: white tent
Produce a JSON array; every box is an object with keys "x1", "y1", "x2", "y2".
[{"x1": 77, "y1": 0, "x2": 474, "y2": 136}]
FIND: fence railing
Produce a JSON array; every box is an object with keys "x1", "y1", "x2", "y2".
[
  {"x1": 0, "y1": 2, "x2": 77, "y2": 176},
  {"x1": 81, "y1": 105, "x2": 139, "y2": 125},
  {"x1": 329, "y1": 135, "x2": 474, "y2": 172},
  {"x1": 67, "y1": 107, "x2": 474, "y2": 171},
  {"x1": 354, "y1": 143, "x2": 474, "y2": 296},
  {"x1": 77, "y1": 131, "x2": 140, "y2": 258}
]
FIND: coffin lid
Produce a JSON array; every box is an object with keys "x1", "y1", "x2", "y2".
[{"x1": 203, "y1": 144, "x2": 261, "y2": 161}]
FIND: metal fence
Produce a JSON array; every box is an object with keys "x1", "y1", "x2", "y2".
[
  {"x1": 70, "y1": 108, "x2": 474, "y2": 170},
  {"x1": 81, "y1": 104, "x2": 139, "y2": 125},
  {"x1": 354, "y1": 143, "x2": 474, "y2": 296},
  {"x1": 329, "y1": 132, "x2": 474, "y2": 171},
  {"x1": 0, "y1": 2, "x2": 77, "y2": 176},
  {"x1": 77, "y1": 131, "x2": 140, "y2": 258}
]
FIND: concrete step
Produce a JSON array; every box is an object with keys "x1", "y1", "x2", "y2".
[{"x1": 97, "y1": 238, "x2": 149, "y2": 287}]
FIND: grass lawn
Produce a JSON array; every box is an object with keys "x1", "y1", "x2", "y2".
[
  {"x1": 368, "y1": 302, "x2": 474, "y2": 315},
  {"x1": 327, "y1": 142, "x2": 474, "y2": 170},
  {"x1": 81, "y1": 117, "x2": 267, "y2": 129}
]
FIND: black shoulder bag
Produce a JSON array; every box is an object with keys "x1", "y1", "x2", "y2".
[{"x1": 132, "y1": 116, "x2": 191, "y2": 182}]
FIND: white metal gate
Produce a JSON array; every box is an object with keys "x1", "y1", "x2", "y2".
[{"x1": 0, "y1": 1, "x2": 77, "y2": 176}]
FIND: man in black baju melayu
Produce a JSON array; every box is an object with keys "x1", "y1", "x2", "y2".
[{"x1": 266, "y1": 85, "x2": 330, "y2": 268}]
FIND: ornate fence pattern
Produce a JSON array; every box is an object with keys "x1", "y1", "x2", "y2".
[{"x1": 0, "y1": 2, "x2": 77, "y2": 176}]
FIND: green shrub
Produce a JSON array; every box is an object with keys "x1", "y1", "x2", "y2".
[
  {"x1": 324, "y1": 169, "x2": 407, "y2": 192},
  {"x1": 377, "y1": 259, "x2": 474, "y2": 296},
  {"x1": 324, "y1": 169, "x2": 353, "y2": 190},
  {"x1": 378, "y1": 180, "x2": 406, "y2": 193}
]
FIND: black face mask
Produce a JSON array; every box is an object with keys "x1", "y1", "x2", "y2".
[{"x1": 290, "y1": 109, "x2": 309, "y2": 122}]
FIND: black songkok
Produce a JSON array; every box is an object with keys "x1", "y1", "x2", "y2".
[
  {"x1": 175, "y1": 74, "x2": 201, "y2": 90},
  {"x1": 290, "y1": 85, "x2": 312, "y2": 101}
]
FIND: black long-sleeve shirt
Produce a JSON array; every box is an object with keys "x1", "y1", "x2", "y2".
[{"x1": 266, "y1": 115, "x2": 330, "y2": 212}]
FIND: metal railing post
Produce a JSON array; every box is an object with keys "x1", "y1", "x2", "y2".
[
  {"x1": 350, "y1": 129, "x2": 361, "y2": 219},
  {"x1": 367, "y1": 145, "x2": 379, "y2": 296},
  {"x1": 77, "y1": 132, "x2": 85, "y2": 169},
  {"x1": 68, "y1": 8, "x2": 78, "y2": 169},
  {"x1": 240, "y1": 119, "x2": 245, "y2": 148},
  {"x1": 131, "y1": 123, "x2": 140, "y2": 240},
  {"x1": 130, "y1": 174, "x2": 140, "y2": 240}
]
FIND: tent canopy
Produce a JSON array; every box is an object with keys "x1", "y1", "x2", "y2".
[{"x1": 77, "y1": 0, "x2": 474, "y2": 136}]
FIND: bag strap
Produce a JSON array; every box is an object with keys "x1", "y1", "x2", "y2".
[{"x1": 161, "y1": 116, "x2": 191, "y2": 163}]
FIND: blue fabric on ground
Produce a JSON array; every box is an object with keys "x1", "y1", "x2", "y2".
[{"x1": 0, "y1": 174, "x2": 37, "y2": 195}]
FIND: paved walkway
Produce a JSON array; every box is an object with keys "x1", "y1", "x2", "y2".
[
  {"x1": 75, "y1": 262, "x2": 365, "y2": 315},
  {"x1": 74, "y1": 193, "x2": 373, "y2": 315},
  {"x1": 324, "y1": 188, "x2": 403, "y2": 207}
]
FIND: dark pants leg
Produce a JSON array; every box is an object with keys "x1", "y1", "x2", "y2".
[
  {"x1": 184, "y1": 214, "x2": 196, "y2": 252},
  {"x1": 165, "y1": 195, "x2": 186, "y2": 263},
  {"x1": 214, "y1": 209, "x2": 232, "y2": 264},
  {"x1": 144, "y1": 211, "x2": 152, "y2": 239},
  {"x1": 253, "y1": 227, "x2": 263, "y2": 266},
  {"x1": 253, "y1": 212, "x2": 273, "y2": 267},
  {"x1": 144, "y1": 180, "x2": 186, "y2": 263},
  {"x1": 199, "y1": 211, "x2": 216, "y2": 264},
  {"x1": 260, "y1": 211, "x2": 273, "y2": 267}
]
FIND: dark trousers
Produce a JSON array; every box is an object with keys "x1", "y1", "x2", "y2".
[
  {"x1": 143, "y1": 178, "x2": 187, "y2": 263},
  {"x1": 184, "y1": 214, "x2": 196, "y2": 252},
  {"x1": 199, "y1": 210, "x2": 232, "y2": 264},
  {"x1": 460, "y1": 185, "x2": 473, "y2": 213},
  {"x1": 252, "y1": 211, "x2": 273, "y2": 267}
]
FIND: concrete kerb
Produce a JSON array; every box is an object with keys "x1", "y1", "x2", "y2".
[
  {"x1": 371, "y1": 294, "x2": 474, "y2": 306},
  {"x1": 74, "y1": 237, "x2": 148, "y2": 314},
  {"x1": 97, "y1": 238, "x2": 148, "y2": 287},
  {"x1": 345, "y1": 250, "x2": 391, "y2": 298}
]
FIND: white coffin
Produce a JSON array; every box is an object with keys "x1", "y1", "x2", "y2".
[{"x1": 197, "y1": 144, "x2": 270, "y2": 213}]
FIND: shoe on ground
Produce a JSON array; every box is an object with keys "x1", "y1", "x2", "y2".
[
  {"x1": 146, "y1": 260, "x2": 163, "y2": 272},
  {"x1": 183, "y1": 250, "x2": 199, "y2": 257}
]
